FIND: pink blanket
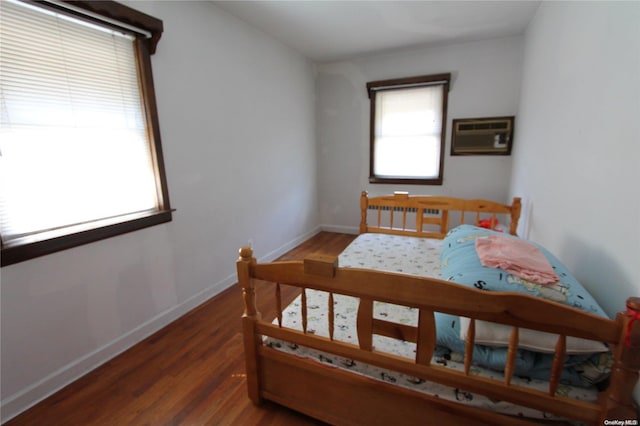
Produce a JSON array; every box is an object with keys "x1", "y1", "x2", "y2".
[{"x1": 475, "y1": 235, "x2": 559, "y2": 285}]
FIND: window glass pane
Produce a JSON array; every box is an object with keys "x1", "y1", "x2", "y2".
[
  {"x1": 0, "y1": 128, "x2": 157, "y2": 238},
  {"x1": 0, "y1": 0, "x2": 159, "y2": 242},
  {"x1": 374, "y1": 136, "x2": 441, "y2": 178},
  {"x1": 372, "y1": 85, "x2": 444, "y2": 180},
  {"x1": 376, "y1": 86, "x2": 443, "y2": 137}
]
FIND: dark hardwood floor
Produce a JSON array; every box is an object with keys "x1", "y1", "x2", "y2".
[{"x1": 5, "y1": 232, "x2": 357, "y2": 426}]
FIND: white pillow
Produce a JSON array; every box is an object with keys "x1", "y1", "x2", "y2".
[{"x1": 459, "y1": 317, "x2": 609, "y2": 354}]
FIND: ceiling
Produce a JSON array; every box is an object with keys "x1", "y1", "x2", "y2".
[{"x1": 212, "y1": 1, "x2": 541, "y2": 63}]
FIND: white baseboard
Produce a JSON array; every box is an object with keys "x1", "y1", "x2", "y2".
[
  {"x1": 258, "y1": 225, "x2": 322, "y2": 262},
  {"x1": 319, "y1": 224, "x2": 359, "y2": 235},
  {"x1": 0, "y1": 226, "x2": 322, "y2": 423}
]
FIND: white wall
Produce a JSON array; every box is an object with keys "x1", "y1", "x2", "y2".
[
  {"x1": 316, "y1": 36, "x2": 524, "y2": 232},
  {"x1": 0, "y1": 1, "x2": 318, "y2": 421},
  {"x1": 511, "y1": 1, "x2": 640, "y2": 401},
  {"x1": 512, "y1": 1, "x2": 640, "y2": 317}
]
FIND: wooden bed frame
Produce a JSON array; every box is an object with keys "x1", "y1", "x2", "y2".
[{"x1": 237, "y1": 192, "x2": 639, "y2": 425}]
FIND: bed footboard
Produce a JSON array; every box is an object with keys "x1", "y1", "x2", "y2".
[{"x1": 237, "y1": 248, "x2": 640, "y2": 425}]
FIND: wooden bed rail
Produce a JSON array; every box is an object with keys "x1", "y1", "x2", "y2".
[
  {"x1": 360, "y1": 191, "x2": 522, "y2": 238},
  {"x1": 237, "y1": 247, "x2": 640, "y2": 424},
  {"x1": 604, "y1": 297, "x2": 640, "y2": 422}
]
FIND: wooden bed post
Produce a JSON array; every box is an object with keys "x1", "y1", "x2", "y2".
[
  {"x1": 360, "y1": 191, "x2": 368, "y2": 234},
  {"x1": 237, "y1": 246, "x2": 262, "y2": 405},
  {"x1": 509, "y1": 197, "x2": 522, "y2": 236},
  {"x1": 600, "y1": 297, "x2": 640, "y2": 423}
]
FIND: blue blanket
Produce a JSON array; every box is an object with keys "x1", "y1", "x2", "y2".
[{"x1": 434, "y1": 225, "x2": 610, "y2": 387}]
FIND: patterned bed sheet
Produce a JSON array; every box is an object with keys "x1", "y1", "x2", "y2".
[{"x1": 266, "y1": 233, "x2": 599, "y2": 421}]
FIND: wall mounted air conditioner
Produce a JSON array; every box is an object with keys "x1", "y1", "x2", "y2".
[{"x1": 451, "y1": 116, "x2": 514, "y2": 155}]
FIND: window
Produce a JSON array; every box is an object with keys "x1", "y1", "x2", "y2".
[
  {"x1": 367, "y1": 73, "x2": 451, "y2": 185},
  {"x1": 0, "y1": 0, "x2": 171, "y2": 266}
]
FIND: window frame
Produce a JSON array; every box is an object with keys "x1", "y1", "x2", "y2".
[
  {"x1": 1, "y1": 0, "x2": 171, "y2": 267},
  {"x1": 367, "y1": 73, "x2": 451, "y2": 185}
]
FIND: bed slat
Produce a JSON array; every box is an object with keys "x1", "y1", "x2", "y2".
[
  {"x1": 275, "y1": 283, "x2": 282, "y2": 327},
  {"x1": 416, "y1": 309, "x2": 435, "y2": 365},
  {"x1": 301, "y1": 288, "x2": 308, "y2": 334},
  {"x1": 416, "y1": 210, "x2": 423, "y2": 232},
  {"x1": 549, "y1": 335, "x2": 566, "y2": 396},
  {"x1": 402, "y1": 208, "x2": 407, "y2": 230},
  {"x1": 328, "y1": 292, "x2": 335, "y2": 341},
  {"x1": 464, "y1": 318, "x2": 476, "y2": 375},
  {"x1": 504, "y1": 327, "x2": 519, "y2": 385},
  {"x1": 357, "y1": 298, "x2": 373, "y2": 351},
  {"x1": 441, "y1": 210, "x2": 449, "y2": 235}
]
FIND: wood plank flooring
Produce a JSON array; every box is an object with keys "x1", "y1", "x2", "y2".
[{"x1": 5, "y1": 232, "x2": 357, "y2": 426}]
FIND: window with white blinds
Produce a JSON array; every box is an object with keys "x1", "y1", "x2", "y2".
[
  {"x1": 0, "y1": 0, "x2": 171, "y2": 266},
  {"x1": 367, "y1": 74, "x2": 450, "y2": 185}
]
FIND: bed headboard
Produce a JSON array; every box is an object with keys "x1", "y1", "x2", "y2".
[{"x1": 360, "y1": 191, "x2": 522, "y2": 239}]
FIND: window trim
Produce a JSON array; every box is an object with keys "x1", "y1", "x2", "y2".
[
  {"x1": 1, "y1": 0, "x2": 171, "y2": 267},
  {"x1": 367, "y1": 73, "x2": 451, "y2": 185}
]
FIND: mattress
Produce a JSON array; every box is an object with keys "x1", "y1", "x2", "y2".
[{"x1": 266, "y1": 233, "x2": 600, "y2": 421}]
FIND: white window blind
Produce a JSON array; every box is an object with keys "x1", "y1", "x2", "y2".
[
  {"x1": 373, "y1": 85, "x2": 444, "y2": 179},
  {"x1": 0, "y1": 0, "x2": 159, "y2": 245}
]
